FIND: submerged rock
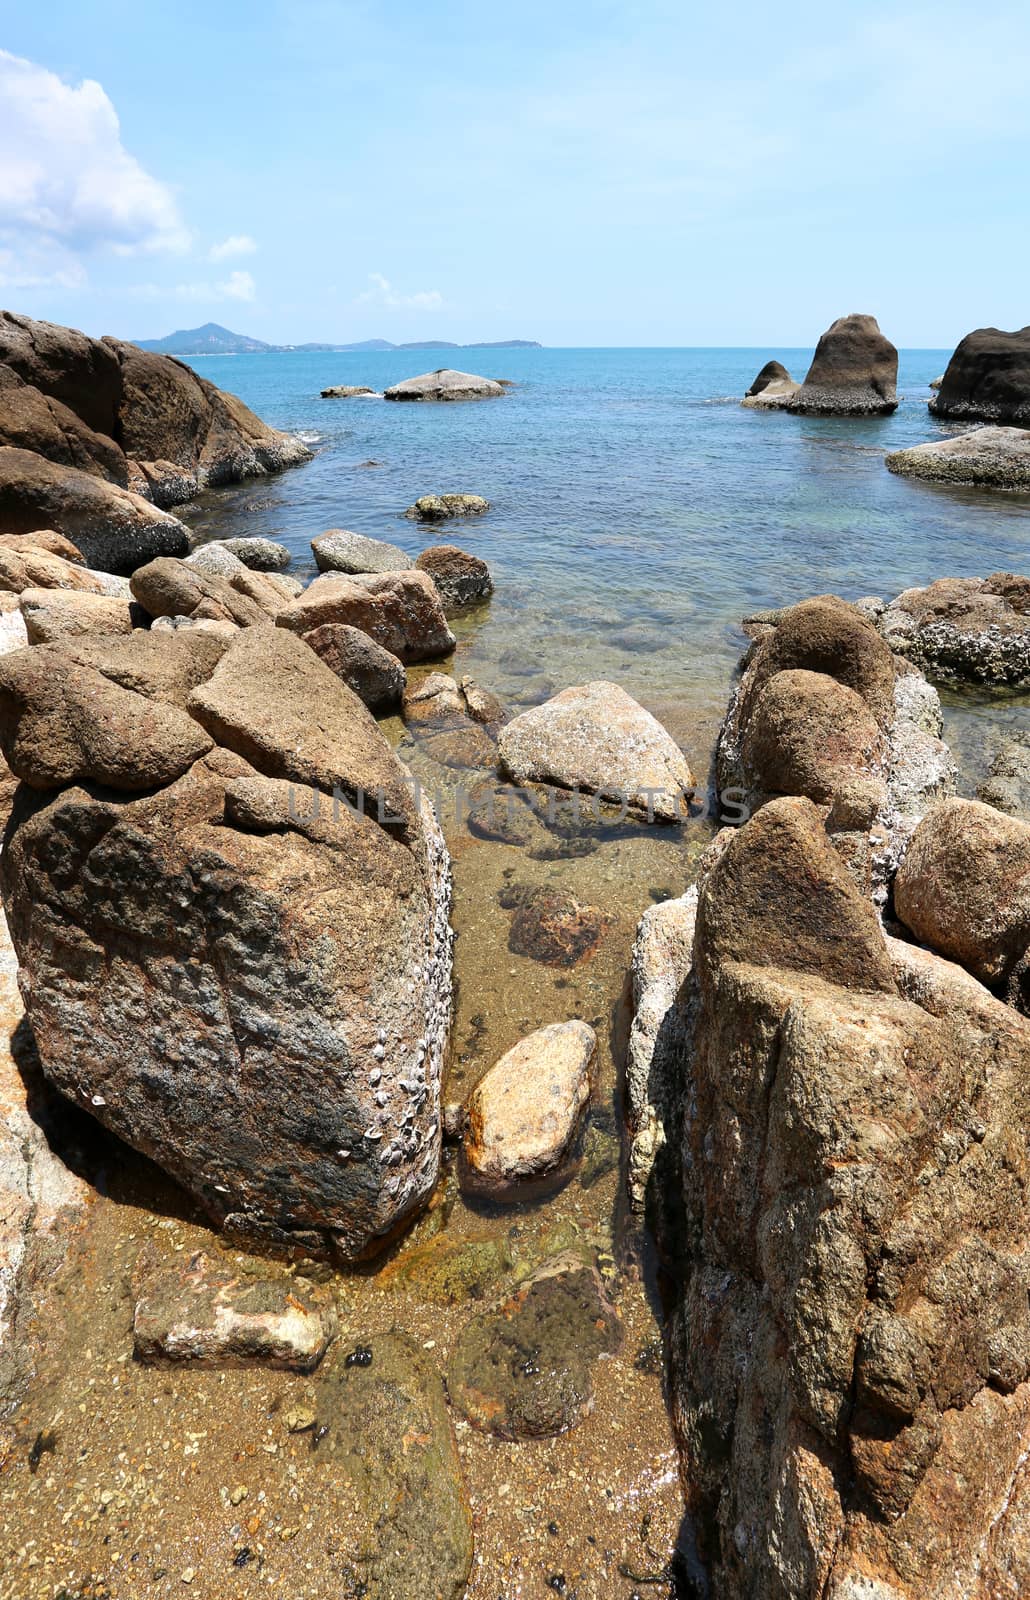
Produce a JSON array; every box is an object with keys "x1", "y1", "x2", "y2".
[
  {"x1": 929, "y1": 325, "x2": 1030, "y2": 425},
  {"x1": 311, "y1": 528, "x2": 411, "y2": 575},
  {"x1": 277, "y1": 569, "x2": 455, "y2": 663},
  {"x1": 885, "y1": 425, "x2": 1030, "y2": 491},
  {"x1": 741, "y1": 359, "x2": 800, "y2": 409},
  {"x1": 133, "y1": 1250, "x2": 336, "y2": 1370},
  {"x1": 0, "y1": 628, "x2": 453, "y2": 1260},
  {"x1": 895, "y1": 797, "x2": 1030, "y2": 1011},
  {"x1": 446, "y1": 1253, "x2": 621, "y2": 1437},
  {"x1": 459, "y1": 1021, "x2": 596, "y2": 1200},
  {"x1": 978, "y1": 729, "x2": 1030, "y2": 820},
  {"x1": 415, "y1": 544, "x2": 493, "y2": 612},
  {"x1": 404, "y1": 494, "x2": 491, "y2": 521},
  {"x1": 302, "y1": 622, "x2": 406, "y2": 711},
  {"x1": 497, "y1": 680, "x2": 695, "y2": 822},
  {"x1": 402, "y1": 672, "x2": 496, "y2": 768},
  {"x1": 877, "y1": 572, "x2": 1030, "y2": 686},
  {"x1": 320, "y1": 385, "x2": 376, "y2": 398},
  {"x1": 383, "y1": 368, "x2": 504, "y2": 402},
  {"x1": 499, "y1": 883, "x2": 611, "y2": 967},
  {"x1": 790, "y1": 313, "x2": 899, "y2": 415},
  {"x1": 316, "y1": 1332, "x2": 473, "y2": 1600}
]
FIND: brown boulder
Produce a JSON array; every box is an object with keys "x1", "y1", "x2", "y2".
[
  {"x1": 878, "y1": 573, "x2": 1030, "y2": 686},
  {"x1": 739, "y1": 596, "x2": 897, "y2": 727},
  {"x1": 790, "y1": 313, "x2": 899, "y2": 415},
  {"x1": 415, "y1": 544, "x2": 493, "y2": 612},
  {"x1": 0, "y1": 543, "x2": 106, "y2": 596},
  {"x1": 0, "y1": 446, "x2": 189, "y2": 574},
  {"x1": 0, "y1": 309, "x2": 123, "y2": 435},
  {"x1": 0, "y1": 530, "x2": 85, "y2": 563},
  {"x1": 929, "y1": 325, "x2": 1030, "y2": 425},
  {"x1": 402, "y1": 673, "x2": 496, "y2": 768},
  {"x1": 276, "y1": 570, "x2": 455, "y2": 663},
  {"x1": 0, "y1": 644, "x2": 213, "y2": 791},
  {"x1": 0, "y1": 365, "x2": 127, "y2": 483},
  {"x1": 895, "y1": 798, "x2": 1030, "y2": 1009},
  {"x1": 187, "y1": 624, "x2": 416, "y2": 834},
  {"x1": 58, "y1": 627, "x2": 230, "y2": 707},
  {"x1": 19, "y1": 587, "x2": 134, "y2": 645},
  {"x1": 741, "y1": 669, "x2": 886, "y2": 828},
  {"x1": 130, "y1": 555, "x2": 289, "y2": 627},
  {"x1": 302, "y1": 622, "x2": 406, "y2": 710}
]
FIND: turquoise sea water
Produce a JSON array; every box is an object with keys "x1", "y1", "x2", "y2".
[{"x1": 185, "y1": 346, "x2": 1030, "y2": 780}]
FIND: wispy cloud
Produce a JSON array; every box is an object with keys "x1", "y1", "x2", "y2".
[
  {"x1": 130, "y1": 269, "x2": 257, "y2": 304},
  {"x1": 357, "y1": 272, "x2": 443, "y2": 311},
  {"x1": 209, "y1": 233, "x2": 257, "y2": 262}
]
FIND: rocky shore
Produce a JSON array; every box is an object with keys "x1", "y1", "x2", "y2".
[{"x1": 0, "y1": 310, "x2": 1028, "y2": 1600}]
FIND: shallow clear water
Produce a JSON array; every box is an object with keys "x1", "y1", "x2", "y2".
[{"x1": 186, "y1": 345, "x2": 1030, "y2": 777}]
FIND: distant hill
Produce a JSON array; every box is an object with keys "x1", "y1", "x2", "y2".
[{"x1": 131, "y1": 324, "x2": 541, "y2": 356}]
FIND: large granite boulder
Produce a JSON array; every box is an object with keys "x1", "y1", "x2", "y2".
[
  {"x1": 741, "y1": 359, "x2": 800, "y2": 409},
  {"x1": 497, "y1": 680, "x2": 695, "y2": 822},
  {"x1": 130, "y1": 555, "x2": 296, "y2": 627},
  {"x1": 311, "y1": 528, "x2": 411, "y2": 575},
  {"x1": 790, "y1": 314, "x2": 899, "y2": 415},
  {"x1": 0, "y1": 446, "x2": 189, "y2": 574},
  {"x1": 877, "y1": 572, "x2": 1030, "y2": 686},
  {"x1": 302, "y1": 623, "x2": 406, "y2": 711},
  {"x1": 886, "y1": 425, "x2": 1030, "y2": 491},
  {"x1": 415, "y1": 545, "x2": 493, "y2": 612},
  {"x1": 651, "y1": 796, "x2": 1030, "y2": 1599},
  {"x1": 276, "y1": 570, "x2": 455, "y2": 663},
  {"x1": 929, "y1": 326, "x2": 1030, "y2": 425},
  {"x1": 0, "y1": 312, "x2": 311, "y2": 552},
  {"x1": 383, "y1": 369, "x2": 504, "y2": 402},
  {"x1": 0, "y1": 627, "x2": 453, "y2": 1260},
  {"x1": 895, "y1": 798, "x2": 1030, "y2": 1012}
]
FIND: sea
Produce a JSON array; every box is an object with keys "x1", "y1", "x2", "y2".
[{"x1": 185, "y1": 346, "x2": 1030, "y2": 788}]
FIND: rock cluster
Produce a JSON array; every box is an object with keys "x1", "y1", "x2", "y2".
[
  {"x1": 877, "y1": 571, "x2": 1030, "y2": 686},
  {"x1": 0, "y1": 623, "x2": 453, "y2": 1261},
  {"x1": 744, "y1": 316, "x2": 898, "y2": 414},
  {"x1": 0, "y1": 311, "x2": 310, "y2": 568}
]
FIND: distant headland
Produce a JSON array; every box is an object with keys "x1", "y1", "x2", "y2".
[{"x1": 132, "y1": 322, "x2": 542, "y2": 357}]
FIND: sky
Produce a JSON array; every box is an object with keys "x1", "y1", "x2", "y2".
[{"x1": 1, "y1": 0, "x2": 1028, "y2": 348}]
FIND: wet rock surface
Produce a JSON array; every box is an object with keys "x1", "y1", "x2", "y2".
[
  {"x1": 402, "y1": 672, "x2": 498, "y2": 768},
  {"x1": 878, "y1": 571, "x2": 1030, "y2": 685},
  {"x1": 415, "y1": 543, "x2": 494, "y2": 611},
  {"x1": 500, "y1": 882, "x2": 612, "y2": 966},
  {"x1": 446, "y1": 1254, "x2": 621, "y2": 1438},
  {"x1": 459, "y1": 1020, "x2": 596, "y2": 1199},
  {"x1": 886, "y1": 424, "x2": 1030, "y2": 490}
]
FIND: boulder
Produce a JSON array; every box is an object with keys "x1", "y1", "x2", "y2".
[
  {"x1": 133, "y1": 1250, "x2": 336, "y2": 1370},
  {"x1": 1, "y1": 727, "x2": 452, "y2": 1259},
  {"x1": 929, "y1": 326, "x2": 1030, "y2": 424},
  {"x1": 499, "y1": 883, "x2": 611, "y2": 967},
  {"x1": 383, "y1": 368, "x2": 504, "y2": 402},
  {"x1": 56, "y1": 627, "x2": 230, "y2": 707},
  {"x1": 652, "y1": 795, "x2": 1030, "y2": 1599},
  {"x1": 877, "y1": 572, "x2": 1030, "y2": 686},
  {"x1": 404, "y1": 494, "x2": 490, "y2": 521},
  {"x1": 130, "y1": 555, "x2": 292, "y2": 627},
  {"x1": 741, "y1": 359, "x2": 800, "y2": 409},
  {"x1": 0, "y1": 643, "x2": 213, "y2": 791},
  {"x1": 978, "y1": 730, "x2": 1030, "y2": 820},
  {"x1": 276, "y1": 570, "x2": 455, "y2": 663},
  {"x1": 498, "y1": 680, "x2": 694, "y2": 822},
  {"x1": 401, "y1": 673, "x2": 496, "y2": 768},
  {"x1": 0, "y1": 364, "x2": 127, "y2": 482},
  {"x1": 18, "y1": 587, "x2": 134, "y2": 645},
  {"x1": 311, "y1": 528, "x2": 411, "y2": 575},
  {"x1": 446, "y1": 1254, "x2": 621, "y2": 1438},
  {"x1": 459, "y1": 1021, "x2": 595, "y2": 1201},
  {"x1": 0, "y1": 446, "x2": 189, "y2": 573},
  {"x1": 187, "y1": 625, "x2": 416, "y2": 834},
  {"x1": 894, "y1": 798, "x2": 1030, "y2": 1010},
  {"x1": 734, "y1": 596, "x2": 899, "y2": 727},
  {"x1": 0, "y1": 543, "x2": 107, "y2": 597},
  {"x1": 185, "y1": 542, "x2": 248, "y2": 579},
  {"x1": 415, "y1": 544, "x2": 493, "y2": 611},
  {"x1": 302, "y1": 623, "x2": 406, "y2": 711},
  {"x1": 320, "y1": 385, "x2": 376, "y2": 398},
  {"x1": 740, "y1": 668, "x2": 886, "y2": 828},
  {"x1": 789, "y1": 314, "x2": 899, "y2": 415},
  {"x1": 0, "y1": 530, "x2": 85, "y2": 563},
  {"x1": 191, "y1": 536, "x2": 291, "y2": 573},
  {"x1": 886, "y1": 425, "x2": 1030, "y2": 491}
]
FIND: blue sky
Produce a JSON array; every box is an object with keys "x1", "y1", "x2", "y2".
[{"x1": 2, "y1": 0, "x2": 1028, "y2": 346}]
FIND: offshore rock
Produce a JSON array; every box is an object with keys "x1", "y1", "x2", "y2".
[
  {"x1": 886, "y1": 425, "x2": 1030, "y2": 491},
  {"x1": 929, "y1": 325, "x2": 1030, "y2": 424},
  {"x1": 383, "y1": 368, "x2": 504, "y2": 401},
  {"x1": 789, "y1": 313, "x2": 899, "y2": 415},
  {"x1": 404, "y1": 493, "x2": 491, "y2": 521},
  {"x1": 741, "y1": 359, "x2": 800, "y2": 409}
]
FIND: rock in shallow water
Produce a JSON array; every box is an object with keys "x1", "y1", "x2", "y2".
[
  {"x1": 404, "y1": 494, "x2": 491, "y2": 521},
  {"x1": 446, "y1": 1253, "x2": 621, "y2": 1437},
  {"x1": 302, "y1": 622, "x2": 406, "y2": 711},
  {"x1": 877, "y1": 572, "x2": 1030, "y2": 686},
  {"x1": 499, "y1": 883, "x2": 611, "y2": 967},
  {"x1": 311, "y1": 528, "x2": 411, "y2": 575},
  {"x1": 497, "y1": 680, "x2": 695, "y2": 822},
  {"x1": 459, "y1": 1020, "x2": 595, "y2": 1200},
  {"x1": 886, "y1": 425, "x2": 1030, "y2": 491},
  {"x1": 415, "y1": 543, "x2": 493, "y2": 611}
]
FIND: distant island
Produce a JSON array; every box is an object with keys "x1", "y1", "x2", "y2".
[{"x1": 132, "y1": 322, "x2": 542, "y2": 357}]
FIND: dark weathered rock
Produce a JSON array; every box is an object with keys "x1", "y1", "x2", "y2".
[
  {"x1": 276, "y1": 570, "x2": 455, "y2": 663},
  {"x1": 929, "y1": 326, "x2": 1030, "y2": 425},
  {"x1": 459, "y1": 1021, "x2": 595, "y2": 1200},
  {"x1": 316, "y1": 1332, "x2": 473, "y2": 1600},
  {"x1": 886, "y1": 425, "x2": 1030, "y2": 490},
  {"x1": 0, "y1": 446, "x2": 189, "y2": 573},
  {"x1": 741, "y1": 359, "x2": 800, "y2": 409},
  {"x1": 741, "y1": 668, "x2": 885, "y2": 828},
  {"x1": 383, "y1": 368, "x2": 503, "y2": 402},
  {"x1": 302, "y1": 623, "x2": 406, "y2": 711},
  {"x1": 895, "y1": 797, "x2": 1030, "y2": 1011},
  {"x1": 878, "y1": 572, "x2": 1030, "y2": 686},
  {"x1": 133, "y1": 1250, "x2": 336, "y2": 1369},
  {"x1": 499, "y1": 883, "x2": 611, "y2": 967},
  {"x1": 789, "y1": 313, "x2": 898, "y2": 414},
  {"x1": 404, "y1": 494, "x2": 490, "y2": 521},
  {"x1": 415, "y1": 544, "x2": 493, "y2": 611},
  {"x1": 447, "y1": 1254, "x2": 621, "y2": 1438}
]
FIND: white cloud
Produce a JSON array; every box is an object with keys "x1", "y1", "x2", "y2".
[
  {"x1": 129, "y1": 270, "x2": 257, "y2": 305},
  {"x1": 357, "y1": 272, "x2": 443, "y2": 311},
  {"x1": 0, "y1": 247, "x2": 86, "y2": 291},
  {"x1": 0, "y1": 49, "x2": 189, "y2": 257},
  {"x1": 209, "y1": 234, "x2": 257, "y2": 262}
]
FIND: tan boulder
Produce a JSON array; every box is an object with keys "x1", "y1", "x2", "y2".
[
  {"x1": 276, "y1": 569, "x2": 455, "y2": 663},
  {"x1": 0, "y1": 544, "x2": 107, "y2": 596},
  {"x1": 302, "y1": 622, "x2": 406, "y2": 710},
  {"x1": 0, "y1": 530, "x2": 85, "y2": 563},
  {"x1": 741, "y1": 668, "x2": 886, "y2": 828},
  {"x1": 19, "y1": 587, "x2": 134, "y2": 645},
  {"x1": 459, "y1": 1021, "x2": 595, "y2": 1200},
  {"x1": 130, "y1": 555, "x2": 289, "y2": 627}
]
